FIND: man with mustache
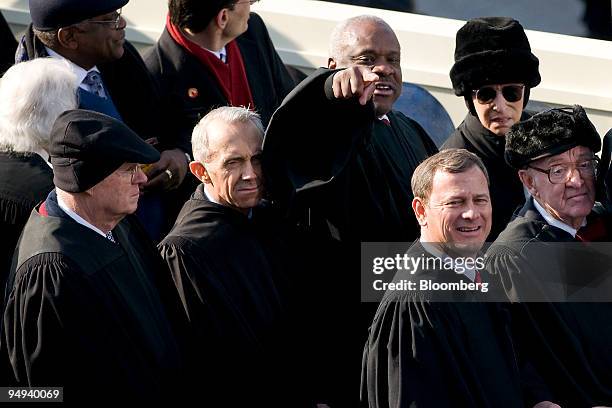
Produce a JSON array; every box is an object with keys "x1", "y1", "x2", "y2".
[
  {"x1": 486, "y1": 106, "x2": 612, "y2": 406},
  {"x1": 158, "y1": 106, "x2": 311, "y2": 406},
  {"x1": 263, "y1": 15, "x2": 438, "y2": 406}
]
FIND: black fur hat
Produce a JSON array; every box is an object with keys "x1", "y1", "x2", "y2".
[
  {"x1": 505, "y1": 105, "x2": 601, "y2": 169},
  {"x1": 450, "y1": 17, "x2": 541, "y2": 97}
]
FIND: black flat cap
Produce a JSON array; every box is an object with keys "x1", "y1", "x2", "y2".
[
  {"x1": 505, "y1": 105, "x2": 601, "y2": 169},
  {"x1": 450, "y1": 17, "x2": 541, "y2": 97},
  {"x1": 49, "y1": 109, "x2": 160, "y2": 192},
  {"x1": 29, "y1": 0, "x2": 128, "y2": 31}
]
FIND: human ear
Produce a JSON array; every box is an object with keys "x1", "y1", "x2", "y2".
[{"x1": 412, "y1": 197, "x2": 427, "y2": 226}]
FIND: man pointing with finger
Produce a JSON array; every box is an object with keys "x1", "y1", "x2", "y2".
[
  {"x1": 263, "y1": 15, "x2": 438, "y2": 406},
  {"x1": 265, "y1": 15, "x2": 437, "y2": 243}
]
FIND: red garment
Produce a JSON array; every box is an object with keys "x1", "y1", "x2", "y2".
[
  {"x1": 575, "y1": 217, "x2": 608, "y2": 242},
  {"x1": 166, "y1": 15, "x2": 255, "y2": 109},
  {"x1": 39, "y1": 201, "x2": 48, "y2": 217}
]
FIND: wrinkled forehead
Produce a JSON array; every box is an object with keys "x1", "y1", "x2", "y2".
[
  {"x1": 532, "y1": 145, "x2": 594, "y2": 167},
  {"x1": 343, "y1": 21, "x2": 400, "y2": 52}
]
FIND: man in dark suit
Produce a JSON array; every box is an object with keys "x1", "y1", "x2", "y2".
[
  {"x1": 19, "y1": 0, "x2": 192, "y2": 239},
  {"x1": 144, "y1": 0, "x2": 296, "y2": 148}
]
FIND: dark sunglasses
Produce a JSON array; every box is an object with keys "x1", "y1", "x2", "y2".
[{"x1": 472, "y1": 84, "x2": 525, "y2": 104}]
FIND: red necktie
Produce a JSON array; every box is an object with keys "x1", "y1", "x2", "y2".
[
  {"x1": 575, "y1": 217, "x2": 608, "y2": 242},
  {"x1": 474, "y1": 270, "x2": 482, "y2": 284},
  {"x1": 380, "y1": 117, "x2": 391, "y2": 126}
]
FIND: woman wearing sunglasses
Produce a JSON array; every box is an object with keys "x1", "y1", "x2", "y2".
[{"x1": 442, "y1": 17, "x2": 541, "y2": 240}]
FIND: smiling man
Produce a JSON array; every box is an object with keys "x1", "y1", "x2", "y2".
[
  {"x1": 362, "y1": 149, "x2": 536, "y2": 407},
  {"x1": 158, "y1": 106, "x2": 309, "y2": 406}
]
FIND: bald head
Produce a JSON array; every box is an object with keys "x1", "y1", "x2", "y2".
[
  {"x1": 328, "y1": 15, "x2": 398, "y2": 65},
  {"x1": 328, "y1": 15, "x2": 402, "y2": 116}
]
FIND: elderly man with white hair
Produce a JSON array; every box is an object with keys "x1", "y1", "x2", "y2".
[
  {"x1": 0, "y1": 57, "x2": 77, "y2": 305},
  {"x1": 159, "y1": 106, "x2": 310, "y2": 406}
]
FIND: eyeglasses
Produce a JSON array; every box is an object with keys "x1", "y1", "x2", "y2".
[
  {"x1": 528, "y1": 158, "x2": 599, "y2": 184},
  {"x1": 123, "y1": 164, "x2": 146, "y2": 183},
  {"x1": 472, "y1": 84, "x2": 525, "y2": 104},
  {"x1": 84, "y1": 9, "x2": 123, "y2": 30}
]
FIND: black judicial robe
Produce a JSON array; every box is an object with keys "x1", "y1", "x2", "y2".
[
  {"x1": 263, "y1": 68, "x2": 437, "y2": 406},
  {"x1": 443, "y1": 113, "x2": 529, "y2": 241},
  {"x1": 2, "y1": 194, "x2": 188, "y2": 402},
  {"x1": 158, "y1": 185, "x2": 311, "y2": 406},
  {"x1": 0, "y1": 152, "x2": 53, "y2": 307},
  {"x1": 362, "y1": 241, "x2": 524, "y2": 408},
  {"x1": 485, "y1": 199, "x2": 612, "y2": 406},
  {"x1": 264, "y1": 68, "x2": 438, "y2": 243}
]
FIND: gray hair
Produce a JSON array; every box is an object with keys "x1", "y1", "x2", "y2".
[
  {"x1": 328, "y1": 15, "x2": 394, "y2": 62},
  {"x1": 412, "y1": 148, "x2": 490, "y2": 204},
  {"x1": 191, "y1": 106, "x2": 264, "y2": 162},
  {"x1": 0, "y1": 58, "x2": 78, "y2": 154}
]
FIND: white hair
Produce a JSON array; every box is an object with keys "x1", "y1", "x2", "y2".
[
  {"x1": 191, "y1": 106, "x2": 264, "y2": 162},
  {"x1": 328, "y1": 15, "x2": 394, "y2": 62},
  {"x1": 0, "y1": 58, "x2": 78, "y2": 154}
]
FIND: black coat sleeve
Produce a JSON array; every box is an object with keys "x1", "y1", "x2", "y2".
[{"x1": 262, "y1": 68, "x2": 376, "y2": 212}]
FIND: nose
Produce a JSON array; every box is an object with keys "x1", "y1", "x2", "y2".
[
  {"x1": 491, "y1": 89, "x2": 507, "y2": 111},
  {"x1": 242, "y1": 161, "x2": 258, "y2": 180},
  {"x1": 566, "y1": 167, "x2": 584, "y2": 188},
  {"x1": 462, "y1": 203, "x2": 481, "y2": 220},
  {"x1": 133, "y1": 166, "x2": 147, "y2": 184},
  {"x1": 117, "y1": 15, "x2": 127, "y2": 30},
  {"x1": 371, "y1": 60, "x2": 394, "y2": 77}
]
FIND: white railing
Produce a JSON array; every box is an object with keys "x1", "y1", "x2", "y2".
[{"x1": 3, "y1": 0, "x2": 612, "y2": 135}]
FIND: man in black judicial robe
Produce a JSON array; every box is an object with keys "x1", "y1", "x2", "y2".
[
  {"x1": 362, "y1": 149, "x2": 531, "y2": 408},
  {"x1": 2, "y1": 110, "x2": 189, "y2": 402},
  {"x1": 486, "y1": 106, "x2": 612, "y2": 406},
  {"x1": 263, "y1": 16, "x2": 437, "y2": 406},
  {"x1": 159, "y1": 106, "x2": 311, "y2": 406}
]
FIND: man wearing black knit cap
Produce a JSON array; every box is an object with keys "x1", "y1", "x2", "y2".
[
  {"x1": 1, "y1": 110, "x2": 190, "y2": 402},
  {"x1": 19, "y1": 0, "x2": 193, "y2": 240},
  {"x1": 443, "y1": 17, "x2": 541, "y2": 240},
  {"x1": 486, "y1": 106, "x2": 612, "y2": 406}
]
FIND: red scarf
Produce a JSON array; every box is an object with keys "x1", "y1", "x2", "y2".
[{"x1": 166, "y1": 15, "x2": 255, "y2": 109}]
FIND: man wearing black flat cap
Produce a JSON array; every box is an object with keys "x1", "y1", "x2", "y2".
[
  {"x1": 486, "y1": 106, "x2": 612, "y2": 406},
  {"x1": 17, "y1": 0, "x2": 193, "y2": 240},
  {"x1": 1, "y1": 110, "x2": 190, "y2": 402},
  {"x1": 443, "y1": 17, "x2": 541, "y2": 240}
]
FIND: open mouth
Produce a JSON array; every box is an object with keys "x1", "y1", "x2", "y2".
[
  {"x1": 373, "y1": 83, "x2": 395, "y2": 96},
  {"x1": 456, "y1": 226, "x2": 481, "y2": 233}
]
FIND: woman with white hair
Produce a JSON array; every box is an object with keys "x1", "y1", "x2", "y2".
[{"x1": 0, "y1": 58, "x2": 77, "y2": 304}]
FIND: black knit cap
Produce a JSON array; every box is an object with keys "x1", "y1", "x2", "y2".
[
  {"x1": 29, "y1": 0, "x2": 128, "y2": 31},
  {"x1": 49, "y1": 109, "x2": 160, "y2": 193},
  {"x1": 450, "y1": 17, "x2": 541, "y2": 97},
  {"x1": 505, "y1": 105, "x2": 601, "y2": 169}
]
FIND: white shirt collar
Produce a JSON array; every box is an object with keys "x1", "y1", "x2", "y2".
[
  {"x1": 203, "y1": 46, "x2": 227, "y2": 63},
  {"x1": 45, "y1": 47, "x2": 105, "y2": 96},
  {"x1": 419, "y1": 239, "x2": 476, "y2": 282},
  {"x1": 203, "y1": 185, "x2": 253, "y2": 219},
  {"x1": 378, "y1": 114, "x2": 390, "y2": 123},
  {"x1": 56, "y1": 192, "x2": 109, "y2": 238},
  {"x1": 532, "y1": 198, "x2": 586, "y2": 237}
]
